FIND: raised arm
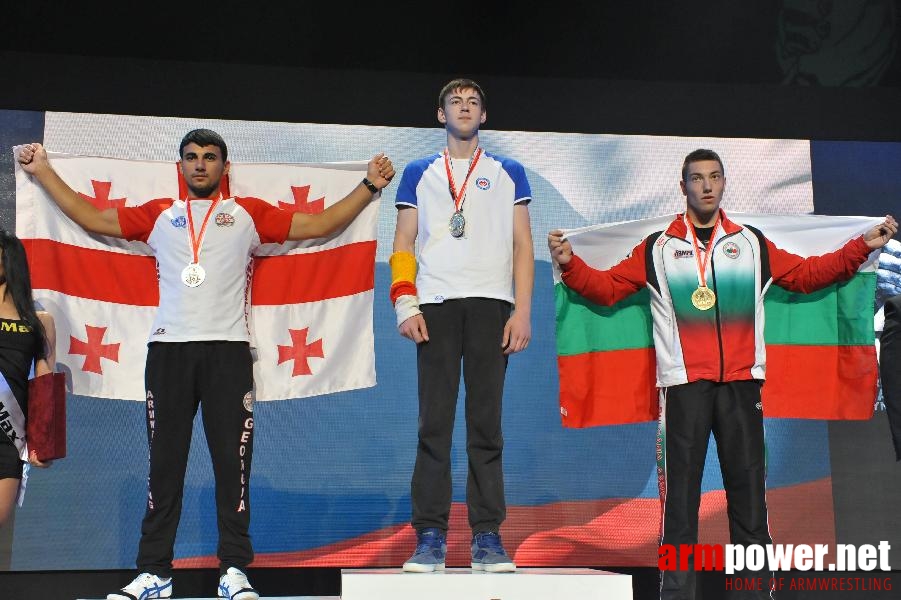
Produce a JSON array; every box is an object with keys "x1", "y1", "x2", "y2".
[
  {"x1": 17, "y1": 143, "x2": 123, "y2": 238},
  {"x1": 770, "y1": 215, "x2": 897, "y2": 293},
  {"x1": 287, "y1": 154, "x2": 395, "y2": 240},
  {"x1": 548, "y1": 229, "x2": 648, "y2": 306}
]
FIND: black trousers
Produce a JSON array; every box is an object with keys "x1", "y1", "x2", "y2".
[
  {"x1": 137, "y1": 341, "x2": 255, "y2": 578},
  {"x1": 658, "y1": 380, "x2": 774, "y2": 600},
  {"x1": 411, "y1": 298, "x2": 511, "y2": 533},
  {"x1": 881, "y1": 295, "x2": 901, "y2": 460}
]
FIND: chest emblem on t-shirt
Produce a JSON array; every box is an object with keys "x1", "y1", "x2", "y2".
[
  {"x1": 475, "y1": 177, "x2": 491, "y2": 191},
  {"x1": 170, "y1": 216, "x2": 187, "y2": 228},
  {"x1": 723, "y1": 241, "x2": 740, "y2": 259},
  {"x1": 215, "y1": 212, "x2": 236, "y2": 227}
]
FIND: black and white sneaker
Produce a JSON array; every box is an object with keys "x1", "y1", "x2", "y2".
[
  {"x1": 107, "y1": 572, "x2": 172, "y2": 600},
  {"x1": 218, "y1": 567, "x2": 259, "y2": 600}
]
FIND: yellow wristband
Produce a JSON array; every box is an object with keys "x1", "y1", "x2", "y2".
[{"x1": 389, "y1": 251, "x2": 417, "y2": 285}]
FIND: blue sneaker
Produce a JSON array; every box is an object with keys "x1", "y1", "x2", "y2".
[
  {"x1": 471, "y1": 531, "x2": 516, "y2": 572},
  {"x1": 402, "y1": 528, "x2": 447, "y2": 572}
]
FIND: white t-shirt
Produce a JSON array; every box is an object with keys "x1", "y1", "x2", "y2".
[
  {"x1": 395, "y1": 150, "x2": 531, "y2": 304},
  {"x1": 118, "y1": 197, "x2": 293, "y2": 342}
]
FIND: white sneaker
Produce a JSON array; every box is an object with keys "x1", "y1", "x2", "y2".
[
  {"x1": 218, "y1": 567, "x2": 259, "y2": 600},
  {"x1": 107, "y1": 572, "x2": 172, "y2": 600}
]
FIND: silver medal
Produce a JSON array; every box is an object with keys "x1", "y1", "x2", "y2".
[
  {"x1": 181, "y1": 263, "x2": 206, "y2": 287},
  {"x1": 449, "y1": 211, "x2": 466, "y2": 238}
]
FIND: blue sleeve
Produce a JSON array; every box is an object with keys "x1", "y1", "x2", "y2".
[
  {"x1": 500, "y1": 158, "x2": 532, "y2": 204},
  {"x1": 395, "y1": 156, "x2": 436, "y2": 208}
]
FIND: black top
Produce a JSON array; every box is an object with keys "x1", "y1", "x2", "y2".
[
  {"x1": 0, "y1": 318, "x2": 44, "y2": 418},
  {"x1": 880, "y1": 295, "x2": 901, "y2": 461},
  {"x1": 884, "y1": 295, "x2": 901, "y2": 344},
  {"x1": 694, "y1": 225, "x2": 714, "y2": 244}
]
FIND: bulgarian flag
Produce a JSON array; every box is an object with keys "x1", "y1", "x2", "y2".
[
  {"x1": 15, "y1": 151, "x2": 377, "y2": 401},
  {"x1": 554, "y1": 213, "x2": 882, "y2": 428}
]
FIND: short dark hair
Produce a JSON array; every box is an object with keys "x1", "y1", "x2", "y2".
[
  {"x1": 179, "y1": 129, "x2": 228, "y2": 162},
  {"x1": 681, "y1": 149, "x2": 724, "y2": 181},
  {"x1": 438, "y1": 78, "x2": 487, "y2": 110}
]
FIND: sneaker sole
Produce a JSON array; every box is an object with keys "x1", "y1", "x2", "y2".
[
  {"x1": 107, "y1": 588, "x2": 172, "y2": 600},
  {"x1": 471, "y1": 562, "x2": 516, "y2": 573},
  {"x1": 402, "y1": 562, "x2": 446, "y2": 573}
]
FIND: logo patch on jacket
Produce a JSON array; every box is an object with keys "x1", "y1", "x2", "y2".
[
  {"x1": 723, "y1": 241, "x2": 740, "y2": 259},
  {"x1": 475, "y1": 177, "x2": 491, "y2": 190},
  {"x1": 171, "y1": 216, "x2": 187, "y2": 228},
  {"x1": 674, "y1": 249, "x2": 694, "y2": 259},
  {"x1": 215, "y1": 212, "x2": 236, "y2": 227}
]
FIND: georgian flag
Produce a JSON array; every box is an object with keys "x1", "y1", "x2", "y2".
[{"x1": 15, "y1": 151, "x2": 377, "y2": 401}]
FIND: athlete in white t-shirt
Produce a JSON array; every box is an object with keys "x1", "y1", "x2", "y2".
[
  {"x1": 390, "y1": 79, "x2": 534, "y2": 573},
  {"x1": 18, "y1": 131, "x2": 395, "y2": 600}
]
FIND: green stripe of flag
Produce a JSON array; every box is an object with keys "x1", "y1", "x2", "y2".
[
  {"x1": 555, "y1": 285, "x2": 654, "y2": 355},
  {"x1": 556, "y1": 271, "x2": 875, "y2": 356},
  {"x1": 763, "y1": 271, "x2": 876, "y2": 346}
]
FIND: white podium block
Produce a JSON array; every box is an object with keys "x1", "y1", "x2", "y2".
[{"x1": 341, "y1": 567, "x2": 632, "y2": 600}]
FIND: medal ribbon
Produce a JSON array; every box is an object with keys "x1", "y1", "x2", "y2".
[
  {"x1": 687, "y1": 213, "x2": 721, "y2": 289},
  {"x1": 443, "y1": 147, "x2": 483, "y2": 212},
  {"x1": 185, "y1": 196, "x2": 221, "y2": 265}
]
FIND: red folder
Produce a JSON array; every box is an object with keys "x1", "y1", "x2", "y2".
[{"x1": 27, "y1": 372, "x2": 66, "y2": 461}]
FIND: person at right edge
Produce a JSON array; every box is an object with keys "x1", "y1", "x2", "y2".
[
  {"x1": 548, "y1": 148, "x2": 897, "y2": 599},
  {"x1": 876, "y1": 239, "x2": 901, "y2": 458},
  {"x1": 390, "y1": 78, "x2": 534, "y2": 573},
  {"x1": 880, "y1": 292, "x2": 901, "y2": 459}
]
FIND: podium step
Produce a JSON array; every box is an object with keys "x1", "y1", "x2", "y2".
[{"x1": 341, "y1": 568, "x2": 632, "y2": 600}]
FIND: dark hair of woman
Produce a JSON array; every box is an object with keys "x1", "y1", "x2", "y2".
[{"x1": 0, "y1": 230, "x2": 47, "y2": 355}]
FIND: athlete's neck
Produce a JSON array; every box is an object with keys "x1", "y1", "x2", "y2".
[
  {"x1": 186, "y1": 192, "x2": 221, "y2": 201},
  {"x1": 446, "y1": 135, "x2": 480, "y2": 159},
  {"x1": 687, "y1": 208, "x2": 719, "y2": 228}
]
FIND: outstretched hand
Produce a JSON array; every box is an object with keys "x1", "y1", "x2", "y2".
[
  {"x1": 864, "y1": 215, "x2": 898, "y2": 249},
  {"x1": 366, "y1": 153, "x2": 395, "y2": 190},
  {"x1": 16, "y1": 143, "x2": 50, "y2": 175},
  {"x1": 548, "y1": 229, "x2": 573, "y2": 266}
]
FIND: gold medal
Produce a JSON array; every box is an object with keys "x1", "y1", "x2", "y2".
[
  {"x1": 691, "y1": 285, "x2": 716, "y2": 310},
  {"x1": 686, "y1": 214, "x2": 721, "y2": 312}
]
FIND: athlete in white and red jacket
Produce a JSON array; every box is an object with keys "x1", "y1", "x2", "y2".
[{"x1": 549, "y1": 148, "x2": 896, "y2": 600}]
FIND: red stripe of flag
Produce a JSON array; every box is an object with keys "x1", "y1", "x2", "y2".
[
  {"x1": 251, "y1": 241, "x2": 376, "y2": 305},
  {"x1": 26, "y1": 238, "x2": 159, "y2": 306},
  {"x1": 558, "y1": 347, "x2": 658, "y2": 427},
  {"x1": 762, "y1": 344, "x2": 877, "y2": 419},
  {"x1": 24, "y1": 238, "x2": 375, "y2": 306}
]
